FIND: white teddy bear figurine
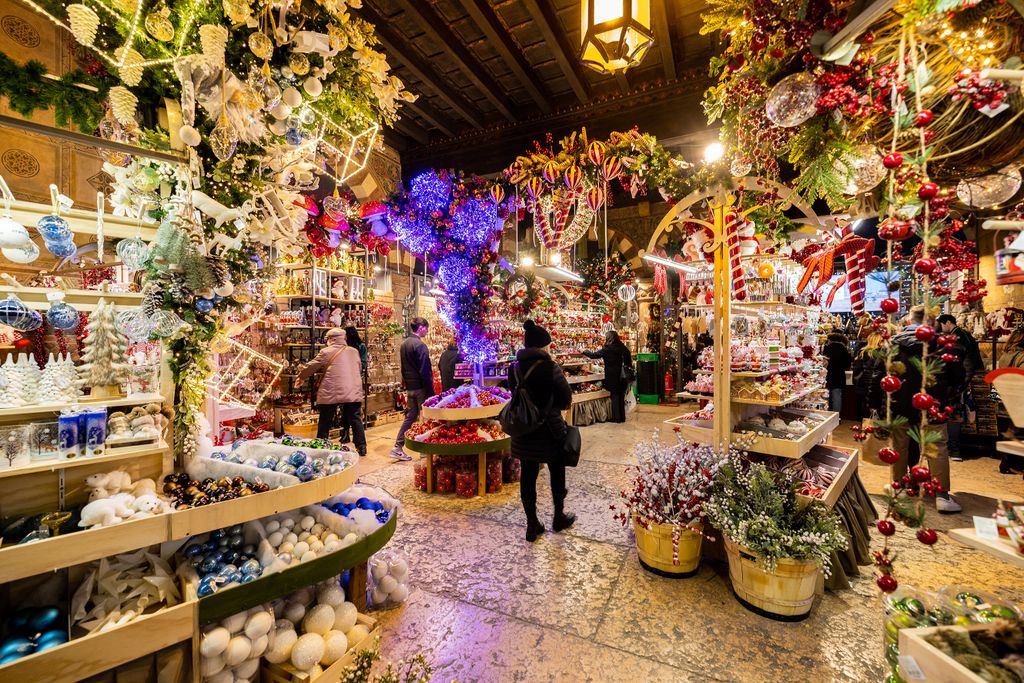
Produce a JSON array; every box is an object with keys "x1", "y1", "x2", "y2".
[
  {"x1": 79, "y1": 494, "x2": 134, "y2": 528},
  {"x1": 128, "y1": 494, "x2": 166, "y2": 519},
  {"x1": 84, "y1": 471, "x2": 132, "y2": 498}
]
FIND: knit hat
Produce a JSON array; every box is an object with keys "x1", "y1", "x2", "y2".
[{"x1": 523, "y1": 320, "x2": 551, "y2": 348}]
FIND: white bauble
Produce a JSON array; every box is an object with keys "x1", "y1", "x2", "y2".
[
  {"x1": 265, "y1": 520, "x2": 281, "y2": 533},
  {"x1": 233, "y1": 657, "x2": 260, "y2": 681},
  {"x1": 250, "y1": 634, "x2": 269, "y2": 658},
  {"x1": 323, "y1": 533, "x2": 339, "y2": 545},
  {"x1": 303, "y1": 77, "x2": 323, "y2": 98},
  {"x1": 200, "y1": 627, "x2": 231, "y2": 657},
  {"x1": 318, "y1": 584, "x2": 345, "y2": 608},
  {"x1": 390, "y1": 584, "x2": 409, "y2": 603},
  {"x1": 264, "y1": 628, "x2": 296, "y2": 664},
  {"x1": 291, "y1": 587, "x2": 314, "y2": 605},
  {"x1": 379, "y1": 575, "x2": 398, "y2": 594},
  {"x1": 206, "y1": 670, "x2": 233, "y2": 683},
  {"x1": 284, "y1": 532, "x2": 298, "y2": 545},
  {"x1": 224, "y1": 635, "x2": 251, "y2": 667},
  {"x1": 321, "y1": 631, "x2": 349, "y2": 665},
  {"x1": 178, "y1": 125, "x2": 201, "y2": 147},
  {"x1": 324, "y1": 541, "x2": 340, "y2": 553},
  {"x1": 302, "y1": 604, "x2": 335, "y2": 635},
  {"x1": 371, "y1": 587, "x2": 388, "y2": 605},
  {"x1": 281, "y1": 517, "x2": 296, "y2": 529},
  {"x1": 292, "y1": 541, "x2": 310, "y2": 558},
  {"x1": 268, "y1": 531, "x2": 283, "y2": 547},
  {"x1": 389, "y1": 558, "x2": 409, "y2": 580},
  {"x1": 0, "y1": 217, "x2": 30, "y2": 248},
  {"x1": 300, "y1": 515, "x2": 315, "y2": 530},
  {"x1": 332, "y1": 602, "x2": 357, "y2": 633},
  {"x1": 290, "y1": 633, "x2": 325, "y2": 671},
  {"x1": 310, "y1": 523, "x2": 325, "y2": 536},
  {"x1": 297, "y1": 530, "x2": 311, "y2": 542},
  {"x1": 345, "y1": 624, "x2": 370, "y2": 647},
  {"x1": 270, "y1": 102, "x2": 292, "y2": 120},
  {"x1": 309, "y1": 539, "x2": 324, "y2": 553},
  {"x1": 284, "y1": 602, "x2": 306, "y2": 625},
  {"x1": 370, "y1": 559, "x2": 388, "y2": 580},
  {"x1": 279, "y1": 542, "x2": 294, "y2": 555},
  {"x1": 300, "y1": 551, "x2": 317, "y2": 563},
  {"x1": 282, "y1": 87, "x2": 303, "y2": 108},
  {"x1": 222, "y1": 612, "x2": 247, "y2": 634},
  {"x1": 3, "y1": 242, "x2": 39, "y2": 264},
  {"x1": 244, "y1": 611, "x2": 274, "y2": 639},
  {"x1": 213, "y1": 281, "x2": 234, "y2": 298},
  {"x1": 200, "y1": 654, "x2": 226, "y2": 677}
]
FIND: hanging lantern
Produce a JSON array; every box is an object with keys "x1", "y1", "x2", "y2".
[{"x1": 579, "y1": 0, "x2": 655, "y2": 75}]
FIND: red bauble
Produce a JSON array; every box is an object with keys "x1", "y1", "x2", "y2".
[
  {"x1": 877, "y1": 519, "x2": 897, "y2": 536},
  {"x1": 882, "y1": 153, "x2": 903, "y2": 169},
  {"x1": 880, "y1": 297, "x2": 899, "y2": 314},
  {"x1": 880, "y1": 375, "x2": 902, "y2": 393},
  {"x1": 914, "y1": 110, "x2": 934, "y2": 127},
  {"x1": 911, "y1": 392, "x2": 936, "y2": 410},
  {"x1": 877, "y1": 574, "x2": 898, "y2": 593},
  {"x1": 878, "y1": 447, "x2": 900, "y2": 464},
  {"x1": 914, "y1": 325, "x2": 935, "y2": 342},
  {"x1": 916, "y1": 528, "x2": 938, "y2": 545},
  {"x1": 910, "y1": 465, "x2": 932, "y2": 483},
  {"x1": 13, "y1": 337, "x2": 31, "y2": 350},
  {"x1": 878, "y1": 218, "x2": 914, "y2": 241},
  {"x1": 913, "y1": 258, "x2": 938, "y2": 275},
  {"x1": 917, "y1": 182, "x2": 940, "y2": 200},
  {"x1": 941, "y1": 353, "x2": 958, "y2": 362}
]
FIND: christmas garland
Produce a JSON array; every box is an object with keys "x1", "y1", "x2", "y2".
[{"x1": 0, "y1": 54, "x2": 109, "y2": 132}]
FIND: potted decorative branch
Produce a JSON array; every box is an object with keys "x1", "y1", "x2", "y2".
[
  {"x1": 703, "y1": 451, "x2": 848, "y2": 620},
  {"x1": 614, "y1": 433, "x2": 722, "y2": 577}
]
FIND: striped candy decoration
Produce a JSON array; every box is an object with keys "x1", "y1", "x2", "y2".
[
  {"x1": 585, "y1": 186, "x2": 606, "y2": 211},
  {"x1": 847, "y1": 246, "x2": 867, "y2": 316},
  {"x1": 526, "y1": 176, "x2": 544, "y2": 198},
  {"x1": 725, "y1": 212, "x2": 746, "y2": 301},
  {"x1": 542, "y1": 161, "x2": 560, "y2": 184},
  {"x1": 489, "y1": 185, "x2": 505, "y2": 204},
  {"x1": 602, "y1": 157, "x2": 622, "y2": 181},
  {"x1": 587, "y1": 140, "x2": 605, "y2": 166},
  {"x1": 563, "y1": 166, "x2": 583, "y2": 195}
]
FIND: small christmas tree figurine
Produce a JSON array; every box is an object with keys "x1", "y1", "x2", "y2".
[
  {"x1": 39, "y1": 353, "x2": 81, "y2": 404},
  {"x1": 16, "y1": 354, "x2": 39, "y2": 405},
  {"x1": 0, "y1": 357, "x2": 16, "y2": 408},
  {"x1": 78, "y1": 298, "x2": 130, "y2": 396}
]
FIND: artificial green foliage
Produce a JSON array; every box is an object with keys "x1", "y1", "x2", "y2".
[
  {"x1": 150, "y1": 223, "x2": 191, "y2": 269},
  {"x1": 703, "y1": 451, "x2": 849, "y2": 577},
  {"x1": 0, "y1": 54, "x2": 108, "y2": 131},
  {"x1": 792, "y1": 137, "x2": 855, "y2": 210},
  {"x1": 881, "y1": 489, "x2": 928, "y2": 528},
  {"x1": 181, "y1": 246, "x2": 216, "y2": 294},
  {"x1": 335, "y1": 641, "x2": 433, "y2": 683}
]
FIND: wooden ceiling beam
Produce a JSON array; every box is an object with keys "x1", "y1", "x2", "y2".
[
  {"x1": 651, "y1": 0, "x2": 677, "y2": 81},
  {"x1": 521, "y1": 0, "x2": 591, "y2": 104},
  {"x1": 405, "y1": 101, "x2": 456, "y2": 138},
  {"x1": 357, "y1": 4, "x2": 485, "y2": 129},
  {"x1": 456, "y1": 0, "x2": 552, "y2": 113},
  {"x1": 392, "y1": 0, "x2": 518, "y2": 123}
]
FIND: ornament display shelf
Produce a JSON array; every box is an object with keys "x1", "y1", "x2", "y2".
[
  {"x1": 730, "y1": 366, "x2": 799, "y2": 378},
  {"x1": 263, "y1": 613, "x2": 379, "y2": 683},
  {"x1": 405, "y1": 433, "x2": 510, "y2": 496},
  {"x1": 0, "y1": 393, "x2": 163, "y2": 420},
  {"x1": 275, "y1": 262, "x2": 367, "y2": 279},
  {"x1": 0, "y1": 286, "x2": 145, "y2": 312},
  {"x1": 948, "y1": 527, "x2": 1024, "y2": 569},
  {"x1": 0, "y1": 441, "x2": 167, "y2": 480},
  {"x1": 5, "y1": 200, "x2": 160, "y2": 241},
  {"x1": 566, "y1": 373, "x2": 604, "y2": 384},
  {"x1": 898, "y1": 624, "x2": 993, "y2": 683},
  {"x1": 420, "y1": 402, "x2": 504, "y2": 421},
  {"x1": 731, "y1": 385, "x2": 820, "y2": 407},
  {"x1": 0, "y1": 465, "x2": 357, "y2": 585},
  {"x1": 668, "y1": 410, "x2": 840, "y2": 460},
  {"x1": 275, "y1": 295, "x2": 366, "y2": 306},
  {"x1": 572, "y1": 389, "x2": 611, "y2": 403},
  {"x1": 676, "y1": 391, "x2": 713, "y2": 402}
]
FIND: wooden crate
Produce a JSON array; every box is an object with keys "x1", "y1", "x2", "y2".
[
  {"x1": 798, "y1": 444, "x2": 858, "y2": 510},
  {"x1": 284, "y1": 423, "x2": 319, "y2": 439},
  {"x1": 734, "y1": 410, "x2": 840, "y2": 459},
  {"x1": 898, "y1": 625, "x2": 991, "y2": 683},
  {"x1": 262, "y1": 613, "x2": 380, "y2": 683}
]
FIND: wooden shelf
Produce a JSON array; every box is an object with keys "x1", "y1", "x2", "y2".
[
  {"x1": 798, "y1": 444, "x2": 858, "y2": 508},
  {"x1": 405, "y1": 436, "x2": 510, "y2": 456},
  {"x1": 275, "y1": 295, "x2": 366, "y2": 305},
  {"x1": 6, "y1": 200, "x2": 160, "y2": 241},
  {"x1": 730, "y1": 366, "x2": 799, "y2": 378},
  {"x1": 734, "y1": 410, "x2": 840, "y2": 459},
  {"x1": 573, "y1": 389, "x2": 610, "y2": 403},
  {"x1": 567, "y1": 373, "x2": 604, "y2": 384},
  {"x1": 949, "y1": 527, "x2": 1024, "y2": 569},
  {"x1": 675, "y1": 391, "x2": 713, "y2": 401},
  {"x1": 274, "y1": 263, "x2": 365, "y2": 278},
  {"x1": 730, "y1": 385, "x2": 820, "y2": 407},
  {"x1": 0, "y1": 393, "x2": 163, "y2": 420},
  {"x1": 0, "y1": 442, "x2": 169, "y2": 480},
  {"x1": 0, "y1": 286, "x2": 144, "y2": 312}
]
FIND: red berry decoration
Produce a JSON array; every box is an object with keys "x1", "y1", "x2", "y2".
[
  {"x1": 882, "y1": 152, "x2": 903, "y2": 169},
  {"x1": 914, "y1": 109, "x2": 934, "y2": 126},
  {"x1": 878, "y1": 447, "x2": 900, "y2": 464},
  {"x1": 912, "y1": 392, "x2": 936, "y2": 410},
  {"x1": 916, "y1": 528, "x2": 938, "y2": 545},
  {"x1": 880, "y1": 297, "x2": 899, "y2": 314},
  {"x1": 877, "y1": 519, "x2": 897, "y2": 536},
  {"x1": 917, "y1": 182, "x2": 939, "y2": 200},
  {"x1": 915, "y1": 325, "x2": 935, "y2": 342},
  {"x1": 880, "y1": 375, "x2": 902, "y2": 393},
  {"x1": 877, "y1": 574, "x2": 898, "y2": 593},
  {"x1": 941, "y1": 353, "x2": 958, "y2": 362},
  {"x1": 910, "y1": 465, "x2": 932, "y2": 483},
  {"x1": 914, "y1": 258, "x2": 937, "y2": 275}
]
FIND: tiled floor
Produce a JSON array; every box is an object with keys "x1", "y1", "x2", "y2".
[{"x1": 349, "y1": 407, "x2": 1024, "y2": 683}]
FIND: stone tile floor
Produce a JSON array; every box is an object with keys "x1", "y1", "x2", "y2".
[{"x1": 349, "y1": 406, "x2": 1024, "y2": 682}]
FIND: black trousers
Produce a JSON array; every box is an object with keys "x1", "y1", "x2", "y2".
[
  {"x1": 520, "y1": 459, "x2": 567, "y2": 523},
  {"x1": 609, "y1": 390, "x2": 626, "y2": 423},
  {"x1": 317, "y1": 403, "x2": 366, "y2": 451}
]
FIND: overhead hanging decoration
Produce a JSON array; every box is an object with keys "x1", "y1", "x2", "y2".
[{"x1": 579, "y1": 0, "x2": 655, "y2": 74}]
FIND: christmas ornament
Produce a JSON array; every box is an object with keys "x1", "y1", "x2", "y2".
[
  {"x1": 0, "y1": 214, "x2": 30, "y2": 248},
  {"x1": 200, "y1": 25, "x2": 229, "y2": 67},
  {"x1": 144, "y1": 5, "x2": 174, "y2": 42},
  {"x1": 882, "y1": 153, "x2": 903, "y2": 169},
  {"x1": 880, "y1": 298, "x2": 899, "y2": 314},
  {"x1": 878, "y1": 447, "x2": 900, "y2": 464},
  {"x1": 956, "y1": 167, "x2": 1022, "y2": 208},
  {"x1": 914, "y1": 110, "x2": 934, "y2": 127},
  {"x1": 911, "y1": 393, "x2": 936, "y2": 410},
  {"x1": 114, "y1": 47, "x2": 144, "y2": 87},
  {"x1": 37, "y1": 214, "x2": 70, "y2": 243},
  {"x1": 878, "y1": 218, "x2": 914, "y2": 241},
  {"x1": 116, "y1": 237, "x2": 149, "y2": 271},
  {"x1": 877, "y1": 519, "x2": 896, "y2": 535},
  {"x1": 914, "y1": 325, "x2": 935, "y2": 342},
  {"x1": 916, "y1": 528, "x2": 938, "y2": 545},
  {"x1": 282, "y1": 87, "x2": 303, "y2": 108},
  {"x1": 289, "y1": 53, "x2": 310, "y2": 76},
  {"x1": 877, "y1": 575, "x2": 898, "y2": 593},
  {"x1": 617, "y1": 284, "x2": 637, "y2": 302},
  {"x1": 730, "y1": 157, "x2": 753, "y2": 176},
  {"x1": 2, "y1": 242, "x2": 39, "y2": 264},
  {"x1": 880, "y1": 375, "x2": 902, "y2": 393},
  {"x1": 248, "y1": 32, "x2": 273, "y2": 60},
  {"x1": 108, "y1": 86, "x2": 138, "y2": 126},
  {"x1": 66, "y1": 4, "x2": 99, "y2": 46},
  {"x1": 46, "y1": 292, "x2": 80, "y2": 330},
  {"x1": 46, "y1": 238, "x2": 77, "y2": 258},
  {"x1": 764, "y1": 72, "x2": 820, "y2": 128},
  {"x1": 209, "y1": 114, "x2": 238, "y2": 161},
  {"x1": 916, "y1": 182, "x2": 939, "y2": 200},
  {"x1": 195, "y1": 298, "x2": 215, "y2": 314},
  {"x1": 913, "y1": 258, "x2": 937, "y2": 275},
  {"x1": 909, "y1": 465, "x2": 931, "y2": 483},
  {"x1": 302, "y1": 77, "x2": 322, "y2": 98},
  {"x1": 836, "y1": 144, "x2": 886, "y2": 195},
  {"x1": 757, "y1": 261, "x2": 775, "y2": 278},
  {"x1": 178, "y1": 125, "x2": 201, "y2": 147}
]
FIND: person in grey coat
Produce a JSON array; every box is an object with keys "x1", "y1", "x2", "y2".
[{"x1": 297, "y1": 328, "x2": 366, "y2": 455}]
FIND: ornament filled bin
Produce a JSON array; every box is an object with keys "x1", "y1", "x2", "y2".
[
  {"x1": 724, "y1": 536, "x2": 820, "y2": 620},
  {"x1": 284, "y1": 422, "x2": 319, "y2": 439},
  {"x1": 632, "y1": 515, "x2": 703, "y2": 577},
  {"x1": 261, "y1": 613, "x2": 380, "y2": 683},
  {"x1": 405, "y1": 435, "x2": 511, "y2": 497}
]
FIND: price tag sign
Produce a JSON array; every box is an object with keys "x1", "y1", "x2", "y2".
[
  {"x1": 974, "y1": 516, "x2": 1000, "y2": 540},
  {"x1": 898, "y1": 655, "x2": 926, "y2": 681}
]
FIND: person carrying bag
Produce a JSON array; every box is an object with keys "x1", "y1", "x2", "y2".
[{"x1": 505, "y1": 320, "x2": 577, "y2": 542}]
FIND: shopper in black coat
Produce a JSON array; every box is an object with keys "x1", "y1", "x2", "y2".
[
  {"x1": 438, "y1": 340, "x2": 463, "y2": 392},
  {"x1": 507, "y1": 320, "x2": 575, "y2": 542},
  {"x1": 822, "y1": 332, "x2": 852, "y2": 414},
  {"x1": 582, "y1": 330, "x2": 633, "y2": 423}
]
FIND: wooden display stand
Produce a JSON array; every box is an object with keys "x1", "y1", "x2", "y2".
[
  {"x1": 406, "y1": 436, "x2": 510, "y2": 497},
  {"x1": 898, "y1": 625, "x2": 994, "y2": 683}
]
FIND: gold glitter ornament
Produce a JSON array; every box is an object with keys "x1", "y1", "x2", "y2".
[
  {"x1": 288, "y1": 52, "x2": 310, "y2": 76},
  {"x1": 145, "y1": 5, "x2": 174, "y2": 41}
]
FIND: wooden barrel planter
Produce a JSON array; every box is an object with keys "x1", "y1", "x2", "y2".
[
  {"x1": 724, "y1": 536, "x2": 819, "y2": 621},
  {"x1": 632, "y1": 515, "x2": 703, "y2": 578}
]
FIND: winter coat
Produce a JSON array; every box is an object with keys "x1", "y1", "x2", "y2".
[
  {"x1": 298, "y1": 342, "x2": 364, "y2": 405},
  {"x1": 950, "y1": 326, "x2": 983, "y2": 382},
  {"x1": 399, "y1": 334, "x2": 434, "y2": 396},
  {"x1": 889, "y1": 326, "x2": 965, "y2": 420},
  {"x1": 506, "y1": 347, "x2": 573, "y2": 463},
  {"x1": 438, "y1": 346, "x2": 462, "y2": 392},
  {"x1": 822, "y1": 340, "x2": 852, "y2": 389},
  {"x1": 583, "y1": 340, "x2": 633, "y2": 392},
  {"x1": 856, "y1": 350, "x2": 888, "y2": 413}
]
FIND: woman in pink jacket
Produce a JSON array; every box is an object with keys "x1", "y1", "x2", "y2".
[{"x1": 298, "y1": 328, "x2": 366, "y2": 455}]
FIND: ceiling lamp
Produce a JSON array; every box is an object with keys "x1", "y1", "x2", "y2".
[{"x1": 579, "y1": 0, "x2": 654, "y2": 75}]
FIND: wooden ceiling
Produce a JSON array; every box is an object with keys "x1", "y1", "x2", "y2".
[{"x1": 356, "y1": 0, "x2": 721, "y2": 176}]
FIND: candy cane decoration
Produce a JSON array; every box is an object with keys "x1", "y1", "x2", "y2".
[
  {"x1": 847, "y1": 246, "x2": 868, "y2": 316},
  {"x1": 726, "y1": 212, "x2": 746, "y2": 301}
]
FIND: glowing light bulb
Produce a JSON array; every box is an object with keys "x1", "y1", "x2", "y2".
[{"x1": 704, "y1": 142, "x2": 725, "y2": 163}]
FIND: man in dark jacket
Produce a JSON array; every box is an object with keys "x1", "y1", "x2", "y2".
[
  {"x1": 889, "y1": 307, "x2": 963, "y2": 513},
  {"x1": 938, "y1": 314, "x2": 983, "y2": 461},
  {"x1": 392, "y1": 317, "x2": 434, "y2": 461},
  {"x1": 582, "y1": 331, "x2": 633, "y2": 423},
  {"x1": 438, "y1": 340, "x2": 463, "y2": 392},
  {"x1": 822, "y1": 332, "x2": 852, "y2": 414},
  {"x1": 509, "y1": 320, "x2": 575, "y2": 542}
]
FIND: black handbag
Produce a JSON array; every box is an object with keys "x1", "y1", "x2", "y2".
[{"x1": 561, "y1": 425, "x2": 581, "y2": 467}]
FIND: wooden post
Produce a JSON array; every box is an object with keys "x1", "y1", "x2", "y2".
[
  {"x1": 711, "y1": 197, "x2": 732, "y2": 450},
  {"x1": 477, "y1": 451, "x2": 486, "y2": 496},
  {"x1": 349, "y1": 563, "x2": 368, "y2": 611}
]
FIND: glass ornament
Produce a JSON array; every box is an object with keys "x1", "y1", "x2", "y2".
[
  {"x1": 262, "y1": 80, "x2": 282, "y2": 109},
  {"x1": 285, "y1": 127, "x2": 304, "y2": 146},
  {"x1": 116, "y1": 308, "x2": 157, "y2": 341},
  {"x1": 956, "y1": 167, "x2": 1022, "y2": 208},
  {"x1": 144, "y1": 5, "x2": 174, "y2": 41},
  {"x1": 209, "y1": 113, "x2": 239, "y2": 161},
  {"x1": 151, "y1": 309, "x2": 187, "y2": 338},
  {"x1": 248, "y1": 32, "x2": 273, "y2": 60},
  {"x1": 836, "y1": 144, "x2": 886, "y2": 195},
  {"x1": 0, "y1": 216, "x2": 29, "y2": 248},
  {"x1": 116, "y1": 237, "x2": 149, "y2": 271},
  {"x1": 36, "y1": 214, "x2": 71, "y2": 242},
  {"x1": 730, "y1": 157, "x2": 753, "y2": 177},
  {"x1": 298, "y1": 107, "x2": 315, "y2": 125},
  {"x1": 46, "y1": 293, "x2": 80, "y2": 330},
  {"x1": 0, "y1": 294, "x2": 31, "y2": 329},
  {"x1": 288, "y1": 52, "x2": 310, "y2": 76},
  {"x1": 195, "y1": 298, "x2": 215, "y2": 313},
  {"x1": 2, "y1": 242, "x2": 39, "y2": 264},
  {"x1": 765, "y1": 72, "x2": 820, "y2": 128},
  {"x1": 617, "y1": 284, "x2": 637, "y2": 302},
  {"x1": 45, "y1": 238, "x2": 77, "y2": 258}
]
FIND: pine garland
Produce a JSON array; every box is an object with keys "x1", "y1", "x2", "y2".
[{"x1": 0, "y1": 53, "x2": 108, "y2": 132}]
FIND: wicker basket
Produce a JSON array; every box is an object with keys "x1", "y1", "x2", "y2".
[
  {"x1": 724, "y1": 536, "x2": 819, "y2": 620},
  {"x1": 283, "y1": 422, "x2": 318, "y2": 439},
  {"x1": 632, "y1": 515, "x2": 702, "y2": 577}
]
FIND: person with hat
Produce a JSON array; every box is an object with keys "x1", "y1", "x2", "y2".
[
  {"x1": 297, "y1": 327, "x2": 366, "y2": 456},
  {"x1": 507, "y1": 319, "x2": 576, "y2": 542}
]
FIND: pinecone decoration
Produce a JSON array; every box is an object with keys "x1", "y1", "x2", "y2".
[
  {"x1": 108, "y1": 86, "x2": 138, "y2": 125},
  {"x1": 66, "y1": 4, "x2": 99, "y2": 46},
  {"x1": 115, "y1": 47, "x2": 145, "y2": 87}
]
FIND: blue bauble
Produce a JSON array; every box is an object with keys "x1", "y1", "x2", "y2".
[
  {"x1": 210, "y1": 451, "x2": 227, "y2": 460},
  {"x1": 0, "y1": 653, "x2": 26, "y2": 665},
  {"x1": 222, "y1": 550, "x2": 240, "y2": 564},
  {"x1": 0, "y1": 638, "x2": 34, "y2": 657},
  {"x1": 294, "y1": 464, "x2": 314, "y2": 481},
  {"x1": 46, "y1": 302, "x2": 80, "y2": 330},
  {"x1": 189, "y1": 555, "x2": 205, "y2": 569},
  {"x1": 240, "y1": 558, "x2": 261, "y2": 575},
  {"x1": 376, "y1": 510, "x2": 391, "y2": 524},
  {"x1": 228, "y1": 533, "x2": 244, "y2": 548},
  {"x1": 45, "y1": 238, "x2": 77, "y2": 258},
  {"x1": 241, "y1": 458, "x2": 260, "y2": 468},
  {"x1": 35, "y1": 635, "x2": 67, "y2": 653},
  {"x1": 184, "y1": 543, "x2": 204, "y2": 557},
  {"x1": 327, "y1": 464, "x2": 344, "y2": 475},
  {"x1": 339, "y1": 507, "x2": 351, "y2": 517},
  {"x1": 287, "y1": 451, "x2": 308, "y2": 467},
  {"x1": 194, "y1": 298, "x2": 215, "y2": 313},
  {"x1": 275, "y1": 464, "x2": 296, "y2": 475},
  {"x1": 200, "y1": 557, "x2": 219, "y2": 575},
  {"x1": 240, "y1": 573, "x2": 257, "y2": 583},
  {"x1": 285, "y1": 127, "x2": 304, "y2": 145},
  {"x1": 356, "y1": 497, "x2": 371, "y2": 508},
  {"x1": 228, "y1": 524, "x2": 243, "y2": 535},
  {"x1": 310, "y1": 458, "x2": 326, "y2": 472},
  {"x1": 210, "y1": 529, "x2": 226, "y2": 540},
  {"x1": 226, "y1": 453, "x2": 242, "y2": 464},
  {"x1": 28, "y1": 607, "x2": 61, "y2": 632},
  {"x1": 36, "y1": 630, "x2": 67, "y2": 647},
  {"x1": 197, "y1": 582, "x2": 217, "y2": 598},
  {"x1": 36, "y1": 214, "x2": 70, "y2": 241},
  {"x1": 371, "y1": 502, "x2": 384, "y2": 512},
  {"x1": 203, "y1": 540, "x2": 218, "y2": 552},
  {"x1": 8, "y1": 609, "x2": 32, "y2": 632}
]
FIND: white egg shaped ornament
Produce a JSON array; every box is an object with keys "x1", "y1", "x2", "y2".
[
  {"x1": 321, "y1": 630, "x2": 349, "y2": 665},
  {"x1": 200, "y1": 653, "x2": 226, "y2": 677},
  {"x1": 224, "y1": 635, "x2": 252, "y2": 666},
  {"x1": 234, "y1": 657, "x2": 260, "y2": 680},
  {"x1": 206, "y1": 670, "x2": 234, "y2": 683},
  {"x1": 281, "y1": 87, "x2": 303, "y2": 108},
  {"x1": 178, "y1": 124, "x2": 202, "y2": 147},
  {"x1": 221, "y1": 611, "x2": 248, "y2": 634},
  {"x1": 345, "y1": 624, "x2": 370, "y2": 648},
  {"x1": 390, "y1": 583, "x2": 410, "y2": 604},
  {"x1": 333, "y1": 602, "x2": 358, "y2": 633},
  {"x1": 303, "y1": 77, "x2": 323, "y2": 98},
  {"x1": 317, "y1": 584, "x2": 345, "y2": 608},
  {"x1": 244, "y1": 610, "x2": 274, "y2": 639},
  {"x1": 200, "y1": 626, "x2": 231, "y2": 658},
  {"x1": 290, "y1": 633, "x2": 326, "y2": 671},
  {"x1": 3, "y1": 242, "x2": 39, "y2": 264},
  {"x1": 302, "y1": 604, "x2": 335, "y2": 636},
  {"x1": 263, "y1": 628, "x2": 297, "y2": 664},
  {"x1": 250, "y1": 633, "x2": 269, "y2": 658},
  {"x1": 0, "y1": 217, "x2": 31, "y2": 248},
  {"x1": 284, "y1": 601, "x2": 306, "y2": 625}
]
